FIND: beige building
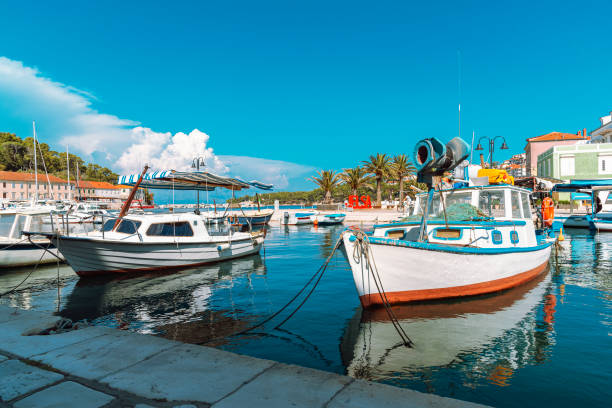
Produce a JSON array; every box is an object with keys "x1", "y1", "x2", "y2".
[{"x1": 0, "y1": 171, "x2": 72, "y2": 201}]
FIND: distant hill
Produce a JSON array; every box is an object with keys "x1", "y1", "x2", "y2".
[{"x1": 0, "y1": 132, "x2": 118, "y2": 183}]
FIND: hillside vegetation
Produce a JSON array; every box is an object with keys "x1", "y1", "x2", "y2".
[{"x1": 0, "y1": 132, "x2": 118, "y2": 183}]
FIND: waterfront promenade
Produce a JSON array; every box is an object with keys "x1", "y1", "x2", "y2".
[
  {"x1": 271, "y1": 208, "x2": 404, "y2": 224},
  {"x1": 0, "y1": 305, "x2": 485, "y2": 408}
]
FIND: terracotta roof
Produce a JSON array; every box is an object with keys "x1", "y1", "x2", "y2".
[
  {"x1": 526, "y1": 132, "x2": 588, "y2": 143},
  {"x1": 76, "y1": 180, "x2": 121, "y2": 189},
  {"x1": 0, "y1": 171, "x2": 67, "y2": 184}
]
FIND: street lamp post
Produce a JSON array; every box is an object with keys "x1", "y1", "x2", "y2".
[
  {"x1": 191, "y1": 157, "x2": 206, "y2": 214},
  {"x1": 475, "y1": 136, "x2": 509, "y2": 168}
]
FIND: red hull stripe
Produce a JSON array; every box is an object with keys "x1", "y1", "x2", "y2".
[{"x1": 359, "y1": 261, "x2": 549, "y2": 308}]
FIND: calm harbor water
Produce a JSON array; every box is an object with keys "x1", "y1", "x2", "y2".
[{"x1": 0, "y1": 226, "x2": 610, "y2": 407}]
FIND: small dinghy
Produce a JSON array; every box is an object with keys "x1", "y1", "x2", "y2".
[
  {"x1": 316, "y1": 213, "x2": 346, "y2": 225},
  {"x1": 281, "y1": 210, "x2": 318, "y2": 225}
]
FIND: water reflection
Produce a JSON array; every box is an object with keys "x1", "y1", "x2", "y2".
[
  {"x1": 60, "y1": 254, "x2": 266, "y2": 342},
  {"x1": 340, "y1": 270, "x2": 555, "y2": 388}
]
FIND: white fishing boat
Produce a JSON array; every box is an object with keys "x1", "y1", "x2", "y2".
[
  {"x1": 342, "y1": 136, "x2": 554, "y2": 307},
  {"x1": 315, "y1": 213, "x2": 346, "y2": 225},
  {"x1": 29, "y1": 168, "x2": 273, "y2": 277},
  {"x1": 0, "y1": 208, "x2": 64, "y2": 267},
  {"x1": 281, "y1": 210, "x2": 318, "y2": 225}
]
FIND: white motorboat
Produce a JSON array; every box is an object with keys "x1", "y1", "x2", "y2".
[
  {"x1": 342, "y1": 137, "x2": 554, "y2": 307},
  {"x1": 0, "y1": 208, "x2": 64, "y2": 267},
  {"x1": 315, "y1": 213, "x2": 346, "y2": 225},
  {"x1": 39, "y1": 212, "x2": 264, "y2": 277},
  {"x1": 32, "y1": 168, "x2": 273, "y2": 277},
  {"x1": 281, "y1": 210, "x2": 318, "y2": 225}
]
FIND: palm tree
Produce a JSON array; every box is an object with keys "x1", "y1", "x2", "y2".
[
  {"x1": 391, "y1": 154, "x2": 416, "y2": 203},
  {"x1": 340, "y1": 167, "x2": 370, "y2": 197},
  {"x1": 310, "y1": 170, "x2": 341, "y2": 203},
  {"x1": 362, "y1": 153, "x2": 391, "y2": 207}
]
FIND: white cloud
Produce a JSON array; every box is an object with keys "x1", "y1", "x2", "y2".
[
  {"x1": 219, "y1": 155, "x2": 315, "y2": 190},
  {"x1": 116, "y1": 128, "x2": 227, "y2": 175},
  {"x1": 0, "y1": 56, "x2": 314, "y2": 192}
]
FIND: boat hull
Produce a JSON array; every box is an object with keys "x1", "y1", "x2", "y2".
[
  {"x1": 316, "y1": 214, "x2": 346, "y2": 225},
  {"x1": 342, "y1": 234, "x2": 552, "y2": 307},
  {"x1": 230, "y1": 210, "x2": 274, "y2": 226},
  {"x1": 594, "y1": 218, "x2": 612, "y2": 231},
  {"x1": 0, "y1": 241, "x2": 63, "y2": 268},
  {"x1": 51, "y1": 235, "x2": 263, "y2": 277}
]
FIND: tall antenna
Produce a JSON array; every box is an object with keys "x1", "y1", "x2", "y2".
[{"x1": 457, "y1": 50, "x2": 462, "y2": 140}]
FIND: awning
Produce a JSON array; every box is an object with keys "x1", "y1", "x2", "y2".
[
  {"x1": 117, "y1": 170, "x2": 273, "y2": 191},
  {"x1": 552, "y1": 180, "x2": 612, "y2": 193}
]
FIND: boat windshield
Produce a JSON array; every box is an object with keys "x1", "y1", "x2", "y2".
[
  {"x1": 411, "y1": 190, "x2": 487, "y2": 222},
  {"x1": 0, "y1": 214, "x2": 15, "y2": 238},
  {"x1": 102, "y1": 218, "x2": 142, "y2": 234}
]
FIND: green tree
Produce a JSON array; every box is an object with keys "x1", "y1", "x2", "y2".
[
  {"x1": 309, "y1": 170, "x2": 341, "y2": 203},
  {"x1": 340, "y1": 167, "x2": 370, "y2": 197},
  {"x1": 362, "y1": 153, "x2": 391, "y2": 206},
  {"x1": 391, "y1": 154, "x2": 416, "y2": 203}
]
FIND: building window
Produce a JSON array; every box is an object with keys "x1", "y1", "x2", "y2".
[
  {"x1": 559, "y1": 156, "x2": 575, "y2": 177},
  {"x1": 598, "y1": 155, "x2": 612, "y2": 174}
]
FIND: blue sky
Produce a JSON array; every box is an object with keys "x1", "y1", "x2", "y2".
[{"x1": 1, "y1": 0, "x2": 611, "y2": 196}]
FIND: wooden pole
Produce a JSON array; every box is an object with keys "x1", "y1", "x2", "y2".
[{"x1": 113, "y1": 165, "x2": 149, "y2": 230}]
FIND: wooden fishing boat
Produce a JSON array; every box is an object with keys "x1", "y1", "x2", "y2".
[
  {"x1": 342, "y1": 136, "x2": 554, "y2": 307},
  {"x1": 228, "y1": 209, "x2": 274, "y2": 227}
]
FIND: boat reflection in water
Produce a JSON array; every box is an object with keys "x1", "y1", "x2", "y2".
[
  {"x1": 61, "y1": 254, "x2": 266, "y2": 344},
  {"x1": 341, "y1": 269, "x2": 556, "y2": 388}
]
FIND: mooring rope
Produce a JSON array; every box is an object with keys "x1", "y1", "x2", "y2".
[
  {"x1": 197, "y1": 234, "x2": 345, "y2": 345},
  {"x1": 350, "y1": 229, "x2": 414, "y2": 347},
  {"x1": 0, "y1": 240, "x2": 53, "y2": 298}
]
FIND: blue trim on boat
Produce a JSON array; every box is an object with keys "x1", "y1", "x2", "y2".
[
  {"x1": 295, "y1": 212, "x2": 316, "y2": 218},
  {"x1": 374, "y1": 220, "x2": 527, "y2": 229},
  {"x1": 347, "y1": 235, "x2": 552, "y2": 254}
]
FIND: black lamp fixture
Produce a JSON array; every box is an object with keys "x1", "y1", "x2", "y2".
[
  {"x1": 192, "y1": 156, "x2": 206, "y2": 214},
  {"x1": 475, "y1": 136, "x2": 509, "y2": 168}
]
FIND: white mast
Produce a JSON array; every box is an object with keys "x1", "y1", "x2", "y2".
[
  {"x1": 32, "y1": 121, "x2": 38, "y2": 202},
  {"x1": 66, "y1": 146, "x2": 71, "y2": 201}
]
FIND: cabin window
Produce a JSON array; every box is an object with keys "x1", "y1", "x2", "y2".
[
  {"x1": 116, "y1": 219, "x2": 142, "y2": 234},
  {"x1": 146, "y1": 222, "x2": 194, "y2": 237},
  {"x1": 491, "y1": 230, "x2": 503, "y2": 245},
  {"x1": 478, "y1": 190, "x2": 505, "y2": 218},
  {"x1": 0, "y1": 215, "x2": 16, "y2": 237},
  {"x1": 510, "y1": 230, "x2": 519, "y2": 244},
  {"x1": 521, "y1": 193, "x2": 532, "y2": 218},
  {"x1": 433, "y1": 228, "x2": 462, "y2": 240},
  {"x1": 9, "y1": 215, "x2": 26, "y2": 239},
  {"x1": 102, "y1": 219, "x2": 117, "y2": 231},
  {"x1": 444, "y1": 191, "x2": 472, "y2": 207},
  {"x1": 511, "y1": 191, "x2": 522, "y2": 218}
]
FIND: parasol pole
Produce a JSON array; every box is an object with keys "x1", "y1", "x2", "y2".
[{"x1": 113, "y1": 165, "x2": 149, "y2": 230}]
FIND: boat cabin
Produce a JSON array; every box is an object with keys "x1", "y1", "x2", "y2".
[{"x1": 373, "y1": 185, "x2": 539, "y2": 248}]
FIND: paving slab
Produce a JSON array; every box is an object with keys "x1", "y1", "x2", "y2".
[
  {"x1": 0, "y1": 359, "x2": 63, "y2": 402},
  {"x1": 32, "y1": 329, "x2": 179, "y2": 380},
  {"x1": 101, "y1": 343, "x2": 275, "y2": 403},
  {"x1": 0, "y1": 306, "x2": 48, "y2": 324},
  {"x1": 212, "y1": 363, "x2": 352, "y2": 408},
  {"x1": 0, "y1": 315, "x2": 112, "y2": 359},
  {"x1": 327, "y1": 379, "x2": 486, "y2": 408},
  {"x1": 13, "y1": 381, "x2": 114, "y2": 408}
]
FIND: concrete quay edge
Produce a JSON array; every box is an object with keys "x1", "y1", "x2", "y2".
[{"x1": 0, "y1": 305, "x2": 488, "y2": 408}]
